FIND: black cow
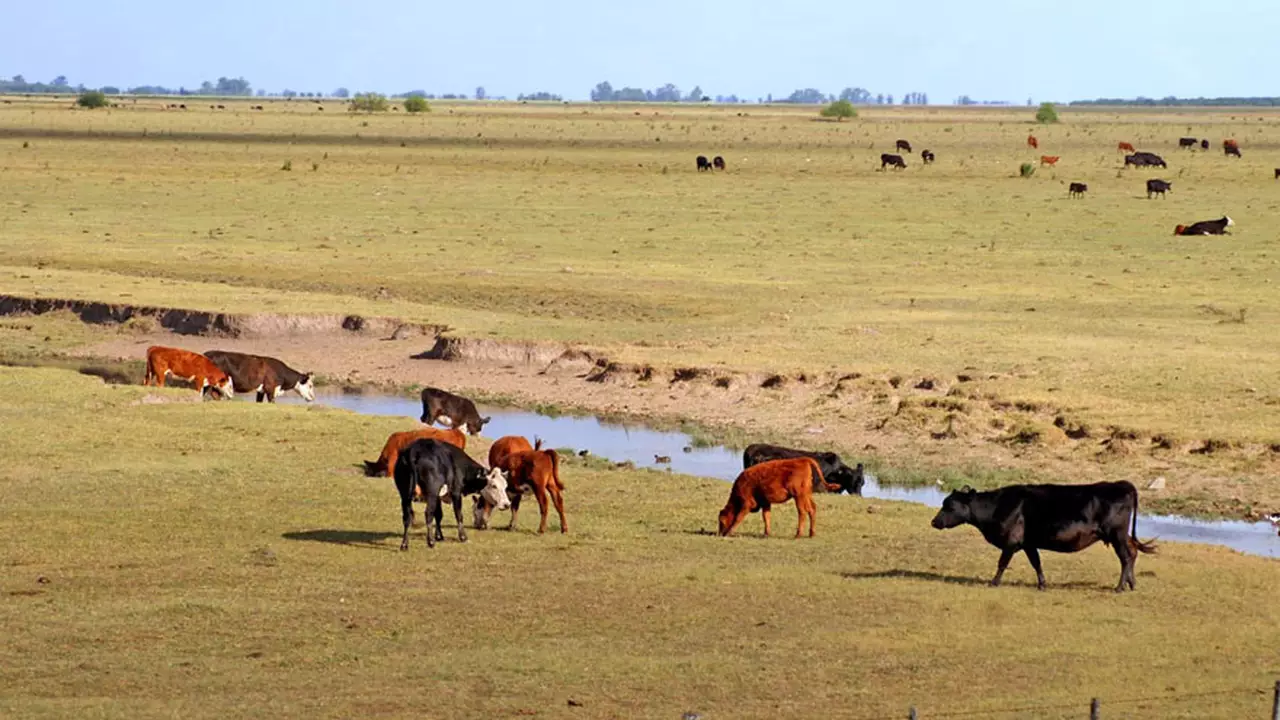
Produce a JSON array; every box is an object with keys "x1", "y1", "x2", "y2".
[
  {"x1": 1178, "y1": 137, "x2": 1197, "y2": 149},
  {"x1": 204, "y1": 350, "x2": 316, "y2": 403},
  {"x1": 393, "y1": 439, "x2": 510, "y2": 549},
  {"x1": 1124, "y1": 152, "x2": 1167, "y2": 168},
  {"x1": 921, "y1": 149, "x2": 935, "y2": 164},
  {"x1": 880, "y1": 153, "x2": 907, "y2": 170},
  {"x1": 420, "y1": 387, "x2": 490, "y2": 435},
  {"x1": 1146, "y1": 179, "x2": 1172, "y2": 199},
  {"x1": 1068, "y1": 182, "x2": 1087, "y2": 198},
  {"x1": 1175, "y1": 216, "x2": 1233, "y2": 236},
  {"x1": 930, "y1": 481, "x2": 1156, "y2": 592},
  {"x1": 1201, "y1": 139, "x2": 1209, "y2": 150},
  {"x1": 742, "y1": 443, "x2": 864, "y2": 495},
  {"x1": 1224, "y1": 145, "x2": 1242, "y2": 158},
  {"x1": 712, "y1": 155, "x2": 726, "y2": 171},
  {"x1": 1275, "y1": 168, "x2": 1280, "y2": 180},
  {"x1": 696, "y1": 155, "x2": 712, "y2": 172},
  {"x1": 895, "y1": 139, "x2": 912, "y2": 153}
]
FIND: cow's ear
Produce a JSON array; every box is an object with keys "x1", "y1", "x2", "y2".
[
  {"x1": 959, "y1": 484, "x2": 974, "y2": 494},
  {"x1": 481, "y1": 416, "x2": 491, "y2": 424}
]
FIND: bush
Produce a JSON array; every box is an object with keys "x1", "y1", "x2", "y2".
[
  {"x1": 403, "y1": 96, "x2": 430, "y2": 113},
  {"x1": 76, "y1": 90, "x2": 108, "y2": 109},
  {"x1": 1019, "y1": 163, "x2": 1035, "y2": 177},
  {"x1": 349, "y1": 92, "x2": 389, "y2": 113},
  {"x1": 1035, "y1": 102, "x2": 1059, "y2": 124},
  {"x1": 820, "y1": 99, "x2": 857, "y2": 120}
]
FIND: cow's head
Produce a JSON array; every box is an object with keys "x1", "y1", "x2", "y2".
[
  {"x1": 482, "y1": 467, "x2": 511, "y2": 512},
  {"x1": 1225, "y1": 216, "x2": 1235, "y2": 227},
  {"x1": 465, "y1": 416, "x2": 491, "y2": 436},
  {"x1": 835, "y1": 462, "x2": 866, "y2": 496},
  {"x1": 210, "y1": 374, "x2": 234, "y2": 400},
  {"x1": 931, "y1": 486, "x2": 976, "y2": 529},
  {"x1": 294, "y1": 374, "x2": 316, "y2": 402}
]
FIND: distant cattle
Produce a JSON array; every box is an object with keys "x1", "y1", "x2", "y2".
[
  {"x1": 895, "y1": 139, "x2": 912, "y2": 153},
  {"x1": 1117, "y1": 141, "x2": 1135, "y2": 153},
  {"x1": 419, "y1": 388, "x2": 490, "y2": 435},
  {"x1": 365, "y1": 427, "x2": 467, "y2": 501},
  {"x1": 1223, "y1": 139, "x2": 1239, "y2": 151},
  {"x1": 203, "y1": 350, "x2": 314, "y2": 403},
  {"x1": 493, "y1": 445, "x2": 567, "y2": 534},
  {"x1": 880, "y1": 153, "x2": 906, "y2": 170},
  {"x1": 216, "y1": 104, "x2": 225, "y2": 110},
  {"x1": 394, "y1": 439, "x2": 510, "y2": 549},
  {"x1": 921, "y1": 149, "x2": 935, "y2": 164},
  {"x1": 1201, "y1": 139, "x2": 1209, "y2": 150},
  {"x1": 742, "y1": 443, "x2": 863, "y2": 495},
  {"x1": 719, "y1": 457, "x2": 822, "y2": 538},
  {"x1": 1224, "y1": 144, "x2": 1242, "y2": 158},
  {"x1": 696, "y1": 155, "x2": 712, "y2": 172},
  {"x1": 1068, "y1": 182, "x2": 1087, "y2": 198},
  {"x1": 1039, "y1": 155, "x2": 1060, "y2": 166},
  {"x1": 931, "y1": 481, "x2": 1156, "y2": 592},
  {"x1": 1124, "y1": 152, "x2": 1166, "y2": 168},
  {"x1": 1174, "y1": 216, "x2": 1233, "y2": 236},
  {"x1": 1027, "y1": 135, "x2": 1038, "y2": 149},
  {"x1": 143, "y1": 346, "x2": 233, "y2": 399},
  {"x1": 1146, "y1": 179, "x2": 1172, "y2": 199},
  {"x1": 1178, "y1": 137, "x2": 1198, "y2": 149},
  {"x1": 712, "y1": 155, "x2": 726, "y2": 171},
  {"x1": 1275, "y1": 168, "x2": 1280, "y2": 180}
]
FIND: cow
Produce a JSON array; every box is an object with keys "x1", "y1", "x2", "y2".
[
  {"x1": 1174, "y1": 217, "x2": 1233, "y2": 236},
  {"x1": 880, "y1": 153, "x2": 906, "y2": 170},
  {"x1": 1223, "y1": 139, "x2": 1239, "y2": 151},
  {"x1": 712, "y1": 155, "x2": 726, "y2": 171},
  {"x1": 921, "y1": 149, "x2": 935, "y2": 164},
  {"x1": 930, "y1": 481, "x2": 1156, "y2": 592},
  {"x1": 1068, "y1": 182, "x2": 1087, "y2": 198},
  {"x1": 364, "y1": 427, "x2": 467, "y2": 502},
  {"x1": 718, "y1": 457, "x2": 822, "y2": 538},
  {"x1": 1146, "y1": 179, "x2": 1172, "y2": 199},
  {"x1": 203, "y1": 350, "x2": 315, "y2": 403},
  {"x1": 1225, "y1": 144, "x2": 1242, "y2": 158},
  {"x1": 1124, "y1": 152, "x2": 1166, "y2": 168},
  {"x1": 1178, "y1": 137, "x2": 1197, "y2": 149},
  {"x1": 143, "y1": 346, "x2": 233, "y2": 399},
  {"x1": 1027, "y1": 135, "x2": 1039, "y2": 149},
  {"x1": 1117, "y1": 141, "x2": 1135, "y2": 153},
  {"x1": 742, "y1": 443, "x2": 863, "y2": 495},
  {"x1": 1275, "y1": 168, "x2": 1280, "y2": 180},
  {"x1": 419, "y1": 388, "x2": 490, "y2": 436},
  {"x1": 393, "y1": 439, "x2": 510, "y2": 550},
  {"x1": 696, "y1": 155, "x2": 712, "y2": 172},
  {"x1": 492, "y1": 446, "x2": 567, "y2": 534},
  {"x1": 1201, "y1": 139, "x2": 1209, "y2": 150},
  {"x1": 895, "y1": 139, "x2": 913, "y2": 153},
  {"x1": 1039, "y1": 155, "x2": 1060, "y2": 167},
  {"x1": 476, "y1": 435, "x2": 542, "y2": 528}
]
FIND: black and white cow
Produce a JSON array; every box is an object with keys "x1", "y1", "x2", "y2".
[
  {"x1": 394, "y1": 439, "x2": 511, "y2": 549},
  {"x1": 420, "y1": 387, "x2": 490, "y2": 435},
  {"x1": 203, "y1": 350, "x2": 315, "y2": 403},
  {"x1": 1175, "y1": 216, "x2": 1233, "y2": 235},
  {"x1": 742, "y1": 443, "x2": 865, "y2": 495}
]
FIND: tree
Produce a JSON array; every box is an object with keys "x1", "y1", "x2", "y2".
[
  {"x1": 475, "y1": 86, "x2": 486, "y2": 100},
  {"x1": 11, "y1": 75, "x2": 24, "y2": 84},
  {"x1": 350, "y1": 92, "x2": 389, "y2": 112},
  {"x1": 52, "y1": 75, "x2": 68, "y2": 87},
  {"x1": 652, "y1": 83, "x2": 680, "y2": 102},
  {"x1": 214, "y1": 76, "x2": 251, "y2": 95},
  {"x1": 839, "y1": 87, "x2": 871, "y2": 104},
  {"x1": 685, "y1": 85, "x2": 704, "y2": 102},
  {"x1": 76, "y1": 90, "x2": 108, "y2": 109},
  {"x1": 403, "y1": 95, "x2": 430, "y2": 113},
  {"x1": 333, "y1": 87, "x2": 350, "y2": 98},
  {"x1": 875, "y1": 94, "x2": 884, "y2": 104},
  {"x1": 199, "y1": 80, "x2": 214, "y2": 94},
  {"x1": 99, "y1": 86, "x2": 120, "y2": 95},
  {"x1": 784, "y1": 88, "x2": 826, "y2": 104},
  {"x1": 1035, "y1": 101, "x2": 1059, "y2": 124},
  {"x1": 590, "y1": 81, "x2": 614, "y2": 101},
  {"x1": 956, "y1": 95, "x2": 974, "y2": 105},
  {"x1": 820, "y1": 99, "x2": 857, "y2": 120},
  {"x1": 281, "y1": 89, "x2": 298, "y2": 98},
  {"x1": 887, "y1": 94, "x2": 894, "y2": 105}
]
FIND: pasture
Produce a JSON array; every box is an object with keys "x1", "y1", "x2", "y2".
[{"x1": 2, "y1": 366, "x2": 1279, "y2": 719}]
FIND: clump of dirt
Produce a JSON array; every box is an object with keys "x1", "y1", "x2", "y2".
[
  {"x1": 671, "y1": 368, "x2": 701, "y2": 383},
  {"x1": 1053, "y1": 415, "x2": 1091, "y2": 440},
  {"x1": 542, "y1": 349, "x2": 596, "y2": 376},
  {"x1": 1190, "y1": 438, "x2": 1235, "y2": 455},
  {"x1": 419, "y1": 336, "x2": 565, "y2": 366},
  {"x1": 760, "y1": 374, "x2": 786, "y2": 389}
]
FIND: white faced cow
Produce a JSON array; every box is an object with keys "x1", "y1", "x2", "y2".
[{"x1": 204, "y1": 350, "x2": 315, "y2": 403}]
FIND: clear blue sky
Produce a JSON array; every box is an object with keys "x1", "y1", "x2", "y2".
[{"x1": 4, "y1": 0, "x2": 1276, "y2": 102}]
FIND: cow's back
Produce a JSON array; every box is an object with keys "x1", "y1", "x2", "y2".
[
  {"x1": 490, "y1": 435, "x2": 534, "y2": 472},
  {"x1": 1016, "y1": 482, "x2": 1136, "y2": 539}
]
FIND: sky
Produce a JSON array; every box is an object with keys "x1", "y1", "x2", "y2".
[{"x1": 3, "y1": 0, "x2": 1277, "y2": 102}]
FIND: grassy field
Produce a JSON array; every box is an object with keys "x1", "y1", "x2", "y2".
[{"x1": 1, "y1": 366, "x2": 1279, "y2": 719}]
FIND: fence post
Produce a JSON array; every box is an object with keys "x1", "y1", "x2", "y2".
[
  {"x1": 1090, "y1": 697, "x2": 1100, "y2": 720},
  {"x1": 908, "y1": 707, "x2": 917, "y2": 720},
  {"x1": 1271, "y1": 680, "x2": 1279, "y2": 720}
]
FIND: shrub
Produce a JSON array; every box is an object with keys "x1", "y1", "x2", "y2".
[
  {"x1": 349, "y1": 92, "x2": 389, "y2": 113},
  {"x1": 820, "y1": 99, "x2": 857, "y2": 120},
  {"x1": 76, "y1": 91, "x2": 108, "y2": 109},
  {"x1": 1035, "y1": 102, "x2": 1059, "y2": 124},
  {"x1": 281, "y1": 159, "x2": 292, "y2": 171},
  {"x1": 403, "y1": 96, "x2": 430, "y2": 113},
  {"x1": 1019, "y1": 163, "x2": 1035, "y2": 177}
]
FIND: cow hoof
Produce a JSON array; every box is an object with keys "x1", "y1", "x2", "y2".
[
  {"x1": 989, "y1": 580, "x2": 1001, "y2": 588},
  {"x1": 458, "y1": 535, "x2": 468, "y2": 543},
  {"x1": 399, "y1": 543, "x2": 409, "y2": 551},
  {"x1": 1037, "y1": 584, "x2": 1046, "y2": 592}
]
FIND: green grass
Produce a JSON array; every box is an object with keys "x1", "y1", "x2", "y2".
[{"x1": 2, "y1": 366, "x2": 1279, "y2": 718}]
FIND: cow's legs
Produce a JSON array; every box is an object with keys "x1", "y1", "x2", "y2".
[
  {"x1": 533, "y1": 483, "x2": 550, "y2": 534},
  {"x1": 265, "y1": 387, "x2": 277, "y2": 404},
  {"x1": 507, "y1": 490, "x2": 523, "y2": 531},
  {"x1": 761, "y1": 505, "x2": 772, "y2": 537},
  {"x1": 1025, "y1": 548, "x2": 1046, "y2": 590},
  {"x1": 399, "y1": 485, "x2": 415, "y2": 551},
  {"x1": 547, "y1": 482, "x2": 568, "y2": 534},
  {"x1": 452, "y1": 491, "x2": 467, "y2": 543},
  {"x1": 1112, "y1": 537, "x2": 1136, "y2": 592},
  {"x1": 806, "y1": 497, "x2": 816, "y2": 538},
  {"x1": 991, "y1": 548, "x2": 1016, "y2": 586},
  {"x1": 424, "y1": 488, "x2": 440, "y2": 549}
]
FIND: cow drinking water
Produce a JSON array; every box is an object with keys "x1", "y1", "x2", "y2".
[
  {"x1": 204, "y1": 350, "x2": 315, "y2": 403},
  {"x1": 742, "y1": 443, "x2": 863, "y2": 495},
  {"x1": 144, "y1": 346, "x2": 234, "y2": 399}
]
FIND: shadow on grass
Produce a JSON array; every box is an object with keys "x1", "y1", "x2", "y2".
[
  {"x1": 838, "y1": 568, "x2": 1106, "y2": 591},
  {"x1": 282, "y1": 529, "x2": 400, "y2": 550}
]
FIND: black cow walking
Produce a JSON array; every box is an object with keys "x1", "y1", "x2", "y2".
[
  {"x1": 880, "y1": 153, "x2": 907, "y2": 170},
  {"x1": 931, "y1": 481, "x2": 1157, "y2": 592},
  {"x1": 1178, "y1": 137, "x2": 1197, "y2": 149},
  {"x1": 1068, "y1": 182, "x2": 1087, "y2": 198},
  {"x1": 696, "y1": 155, "x2": 712, "y2": 172},
  {"x1": 204, "y1": 350, "x2": 316, "y2": 403},
  {"x1": 1146, "y1": 179, "x2": 1172, "y2": 199},
  {"x1": 895, "y1": 139, "x2": 912, "y2": 153},
  {"x1": 921, "y1": 149, "x2": 935, "y2": 164},
  {"x1": 420, "y1": 387, "x2": 490, "y2": 435},
  {"x1": 743, "y1": 443, "x2": 864, "y2": 495},
  {"x1": 393, "y1": 439, "x2": 510, "y2": 549},
  {"x1": 712, "y1": 155, "x2": 726, "y2": 171}
]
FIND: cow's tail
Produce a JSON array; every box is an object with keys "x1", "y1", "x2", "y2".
[
  {"x1": 534, "y1": 436, "x2": 544, "y2": 451},
  {"x1": 1129, "y1": 486, "x2": 1158, "y2": 554},
  {"x1": 805, "y1": 457, "x2": 837, "y2": 492},
  {"x1": 546, "y1": 449, "x2": 563, "y2": 490},
  {"x1": 363, "y1": 459, "x2": 383, "y2": 478}
]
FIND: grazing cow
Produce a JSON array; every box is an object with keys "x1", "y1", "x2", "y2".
[
  {"x1": 1117, "y1": 141, "x2": 1135, "y2": 153},
  {"x1": 1039, "y1": 155, "x2": 1060, "y2": 167},
  {"x1": 1225, "y1": 144, "x2": 1242, "y2": 158},
  {"x1": 494, "y1": 447, "x2": 567, "y2": 534},
  {"x1": 1275, "y1": 168, "x2": 1280, "y2": 180},
  {"x1": 1146, "y1": 179, "x2": 1172, "y2": 199},
  {"x1": 1174, "y1": 216, "x2": 1233, "y2": 236},
  {"x1": 419, "y1": 387, "x2": 490, "y2": 436},
  {"x1": 394, "y1": 439, "x2": 510, "y2": 549},
  {"x1": 880, "y1": 153, "x2": 907, "y2": 170},
  {"x1": 1223, "y1": 139, "x2": 1239, "y2": 151},
  {"x1": 1027, "y1": 135, "x2": 1038, "y2": 149},
  {"x1": 712, "y1": 155, "x2": 726, "y2": 171},
  {"x1": 718, "y1": 457, "x2": 822, "y2": 538},
  {"x1": 1178, "y1": 137, "x2": 1197, "y2": 149},
  {"x1": 930, "y1": 481, "x2": 1156, "y2": 592},
  {"x1": 742, "y1": 443, "x2": 863, "y2": 495},
  {"x1": 921, "y1": 149, "x2": 935, "y2": 164},
  {"x1": 895, "y1": 139, "x2": 913, "y2": 153},
  {"x1": 203, "y1": 350, "x2": 315, "y2": 403},
  {"x1": 475, "y1": 435, "x2": 542, "y2": 528},
  {"x1": 1124, "y1": 152, "x2": 1167, "y2": 168},
  {"x1": 143, "y1": 346, "x2": 233, "y2": 399},
  {"x1": 696, "y1": 155, "x2": 712, "y2": 172},
  {"x1": 365, "y1": 427, "x2": 467, "y2": 501},
  {"x1": 1201, "y1": 139, "x2": 1209, "y2": 150},
  {"x1": 1068, "y1": 182, "x2": 1087, "y2": 198}
]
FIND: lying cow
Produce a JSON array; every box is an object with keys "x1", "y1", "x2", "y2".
[
  {"x1": 930, "y1": 481, "x2": 1156, "y2": 592},
  {"x1": 203, "y1": 350, "x2": 315, "y2": 403},
  {"x1": 365, "y1": 427, "x2": 467, "y2": 501},
  {"x1": 880, "y1": 153, "x2": 906, "y2": 170},
  {"x1": 143, "y1": 345, "x2": 233, "y2": 399},
  {"x1": 719, "y1": 457, "x2": 822, "y2": 538},
  {"x1": 1174, "y1": 216, "x2": 1233, "y2": 236},
  {"x1": 742, "y1": 443, "x2": 863, "y2": 495},
  {"x1": 393, "y1": 439, "x2": 510, "y2": 549},
  {"x1": 1146, "y1": 179, "x2": 1172, "y2": 199},
  {"x1": 491, "y1": 444, "x2": 567, "y2": 534},
  {"x1": 420, "y1": 387, "x2": 490, "y2": 435},
  {"x1": 1068, "y1": 182, "x2": 1087, "y2": 198}
]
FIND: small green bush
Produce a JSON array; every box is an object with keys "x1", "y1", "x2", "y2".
[
  {"x1": 1035, "y1": 102, "x2": 1059, "y2": 124},
  {"x1": 76, "y1": 91, "x2": 108, "y2": 109},
  {"x1": 403, "y1": 96, "x2": 430, "y2": 113},
  {"x1": 349, "y1": 92, "x2": 389, "y2": 113},
  {"x1": 820, "y1": 100, "x2": 857, "y2": 121},
  {"x1": 1020, "y1": 163, "x2": 1035, "y2": 177}
]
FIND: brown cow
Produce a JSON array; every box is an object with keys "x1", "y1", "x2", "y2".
[
  {"x1": 143, "y1": 346, "x2": 233, "y2": 398},
  {"x1": 1027, "y1": 135, "x2": 1038, "y2": 149},
  {"x1": 1039, "y1": 155, "x2": 1060, "y2": 166},
  {"x1": 365, "y1": 428, "x2": 466, "y2": 501},
  {"x1": 476, "y1": 435, "x2": 544, "y2": 528},
  {"x1": 718, "y1": 457, "x2": 822, "y2": 538},
  {"x1": 1118, "y1": 141, "x2": 1135, "y2": 153},
  {"x1": 493, "y1": 448, "x2": 566, "y2": 534}
]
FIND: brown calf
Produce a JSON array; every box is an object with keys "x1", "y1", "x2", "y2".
[
  {"x1": 487, "y1": 435, "x2": 541, "y2": 471},
  {"x1": 718, "y1": 457, "x2": 822, "y2": 538},
  {"x1": 1039, "y1": 155, "x2": 1060, "y2": 166},
  {"x1": 1118, "y1": 141, "x2": 1135, "y2": 153},
  {"x1": 365, "y1": 428, "x2": 466, "y2": 501},
  {"x1": 495, "y1": 448, "x2": 566, "y2": 534},
  {"x1": 143, "y1": 345, "x2": 234, "y2": 398},
  {"x1": 1027, "y1": 135, "x2": 1038, "y2": 149}
]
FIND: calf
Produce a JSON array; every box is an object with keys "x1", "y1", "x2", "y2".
[
  {"x1": 742, "y1": 443, "x2": 863, "y2": 495},
  {"x1": 696, "y1": 155, "x2": 712, "y2": 172},
  {"x1": 1200, "y1": 139, "x2": 1209, "y2": 150},
  {"x1": 930, "y1": 481, "x2": 1156, "y2": 592},
  {"x1": 719, "y1": 457, "x2": 821, "y2": 538},
  {"x1": 1117, "y1": 141, "x2": 1135, "y2": 153},
  {"x1": 880, "y1": 153, "x2": 906, "y2": 170},
  {"x1": 1027, "y1": 135, "x2": 1038, "y2": 149},
  {"x1": 493, "y1": 447, "x2": 567, "y2": 534},
  {"x1": 1146, "y1": 179, "x2": 1172, "y2": 199},
  {"x1": 921, "y1": 149, "x2": 935, "y2": 164},
  {"x1": 1174, "y1": 216, "x2": 1233, "y2": 236},
  {"x1": 420, "y1": 387, "x2": 490, "y2": 435},
  {"x1": 712, "y1": 155, "x2": 726, "y2": 171},
  {"x1": 1039, "y1": 155, "x2": 1060, "y2": 166},
  {"x1": 476, "y1": 435, "x2": 542, "y2": 528},
  {"x1": 895, "y1": 139, "x2": 912, "y2": 153},
  {"x1": 1068, "y1": 182, "x2": 1087, "y2": 198},
  {"x1": 1225, "y1": 144, "x2": 1242, "y2": 158},
  {"x1": 204, "y1": 350, "x2": 315, "y2": 403},
  {"x1": 143, "y1": 346, "x2": 233, "y2": 399},
  {"x1": 393, "y1": 439, "x2": 510, "y2": 549},
  {"x1": 1178, "y1": 137, "x2": 1197, "y2": 149},
  {"x1": 365, "y1": 427, "x2": 467, "y2": 501}
]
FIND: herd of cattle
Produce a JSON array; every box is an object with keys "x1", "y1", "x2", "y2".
[{"x1": 139, "y1": 344, "x2": 1159, "y2": 592}]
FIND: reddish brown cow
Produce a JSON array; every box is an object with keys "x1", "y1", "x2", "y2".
[
  {"x1": 1027, "y1": 135, "x2": 1039, "y2": 149},
  {"x1": 143, "y1": 346, "x2": 233, "y2": 398},
  {"x1": 1118, "y1": 141, "x2": 1135, "y2": 153},
  {"x1": 365, "y1": 428, "x2": 466, "y2": 501},
  {"x1": 718, "y1": 457, "x2": 823, "y2": 538},
  {"x1": 494, "y1": 448, "x2": 566, "y2": 534},
  {"x1": 487, "y1": 435, "x2": 541, "y2": 471},
  {"x1": 1039, "y1": 155, "x2": 1060, "y2": 166}
]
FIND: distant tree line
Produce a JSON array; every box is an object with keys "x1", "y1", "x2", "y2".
[
  {"x1": 591, "y1": 82, "x2": 708, "y2": 102},
  {"x1": 0, "y1": 74, "x2": 254, "y2": 96},
  {"x1": 1069, "y1": 96, "x2": 1280, "y2": 107},
  {"x1": 591, "y1": 81, "x2": 927, "y2": 105}
]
